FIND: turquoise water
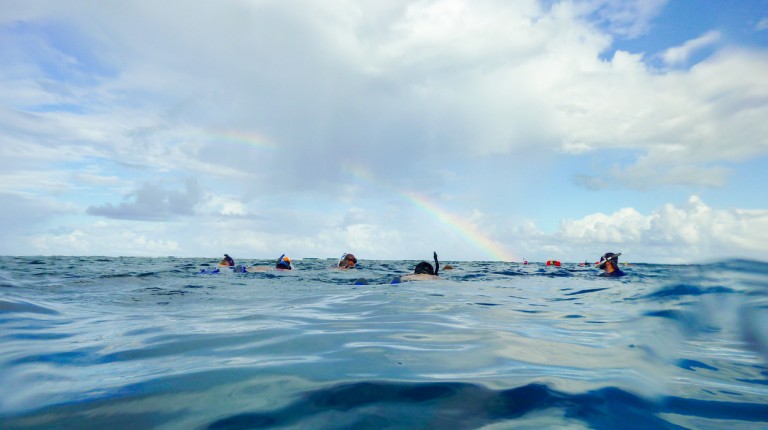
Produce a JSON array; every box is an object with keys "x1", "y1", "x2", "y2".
[{"x1": 1, "y1": 256, "x2": 767, "y2": 429}]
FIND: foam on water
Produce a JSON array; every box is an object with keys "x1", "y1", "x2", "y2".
[{"x1": 0, "y1": 256, "x2": 767, "y2": 429}]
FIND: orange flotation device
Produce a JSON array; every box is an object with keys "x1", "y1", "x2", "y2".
[{"x1": 546, "y1": 260, "x2": 561, "y2": 267}]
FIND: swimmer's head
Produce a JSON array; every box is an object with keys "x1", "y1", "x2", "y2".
[
  {"x1": 597, "y1": 252, "x2": 621, "y2": 270},
  {"x1": 339, "y1": 253, "x2": 357, "y2": 268},
  {"x1": 276, "y1": 254, "x2": 292, "y2": 270},
  {"x1": 413, "y1": 261, "x2": 435, "y2": 275}
]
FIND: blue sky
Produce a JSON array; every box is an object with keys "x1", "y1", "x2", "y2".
[{"x1": 1, "y1": 0, "x2": 767, "y2": 263}]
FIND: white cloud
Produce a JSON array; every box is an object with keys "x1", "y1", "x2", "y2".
[
  {"x1": 32, "y1": 229, "x2": 90, "y2": 254},
  {"x1": 556, "y1": 196, "x2": 768, "y2": 262},
  {"x1": 31, "y1": 226, "x2": 181, "y2": 257},
  {"x1": 560, "y1": 207, "x2": 648, "y2": 242},
  {"x1": 6, "y1": 190, "x2": 767, "y2": 265},
  {"x1": 218, "y1": 201, "x2": 247, "y2": 217},
  {"x1": 3, "y1": 1, "x2": 766, "y2": 189},
  {"x1": 561, "y1": 48, "x2": 768, "y2": 188},
  {"x1": 661, "y1": 30, "x2": 721, "y2": 66}
]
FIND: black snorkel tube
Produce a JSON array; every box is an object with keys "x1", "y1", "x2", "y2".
[{"x1": 433, "y1": 252, "x2": 439, "y2": 276}]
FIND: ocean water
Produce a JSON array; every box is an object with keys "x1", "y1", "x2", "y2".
[{"x1": 1, "y1": 256, "x2": 767, "y2": 430}]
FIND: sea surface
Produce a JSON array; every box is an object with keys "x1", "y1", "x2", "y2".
[{"x1": 1, "y1": 256, "x2": 767, "y2": 429}]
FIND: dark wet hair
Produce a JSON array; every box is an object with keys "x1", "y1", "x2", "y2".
[
  {"x1": 414, "y1": 252, "x2": 440, "y2": 275},
  {"x1": 413, "y1": 261, "x2": 435, "y2": 275}
]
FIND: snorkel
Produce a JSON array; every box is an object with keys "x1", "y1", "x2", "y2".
[
  {"x1": 276, "y1": 254, "x2": 292, "y2": 270},
  {"x1": 433, "y1": 252, "x2": 439, "y2": 276},
  {"x1": 596, "y1": 252, "x2": 621, "y2": 270}
]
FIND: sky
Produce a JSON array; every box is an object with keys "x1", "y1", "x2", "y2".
[{"x1": 1, "y1": 0, "x2": 767, "y2": 263}]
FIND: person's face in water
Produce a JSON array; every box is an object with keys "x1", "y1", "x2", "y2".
[
  {"x1": 598, "y1": 253, "x2": 620, "y2": 273},
  {"x1": 340, "y1": 254, "x2": 356, "y2": 268}
]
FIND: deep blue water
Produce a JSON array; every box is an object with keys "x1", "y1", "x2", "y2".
[{"x1": 1, "y1": 256, "x2": 767, "y2": 429}]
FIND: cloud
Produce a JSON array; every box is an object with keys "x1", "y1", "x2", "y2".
[
  {"x1": 30, "y1": 223, "x2": 182, "y2": 257},
  {"x1": 564, "y1": 48, "x2": 768, "y2": 188},
  {"x1": 87, "y1": 178, "x2": 202, "y2": 221},
  {"x1": 586, "y1": 0, "x2": 669, "y2": 38},
  {"x1": 9, "y1": 188, "x2": 768, "y2": 264},
  {"x1": 3, "y1": 1, "x2": 766, "y2": 192},
  {"x1": 661, "y1": 30, "x2": 721, "y2": 66},
  {"x1": 556, "y1": 196, "x2": 768, "y2": 262}
]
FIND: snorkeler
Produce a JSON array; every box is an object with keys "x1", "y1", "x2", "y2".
[
  {"x1": 219, "y1": 254, "x2": 235, "y2": 267},
  {"x1": 596, "y1": 252, "x2": 626, "y2": 277},
  {"x1": 396, "y1": 252, "x2": 441, "y2": 282},
  {"x1": 241, "y1": 254, "x2": 293, "y2": 272},
  {"x1": 275, "y1": 254, "x2": 292, "y2": 270},
  {"x1": 337, "y1": 253, "x2": 357, "y2": 269}
]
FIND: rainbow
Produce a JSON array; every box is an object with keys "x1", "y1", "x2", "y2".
[
  {"x1": 402, "y1": 191, "x2": 516, "y2": 262},
  {"x1": 341, "y1": 163, "x2": 516, "y2": 261}
]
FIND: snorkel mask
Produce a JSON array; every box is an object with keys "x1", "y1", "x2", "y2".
[
  {"x1": 338, "y1": 253, "x2": 357, "y2": 268},
  {"x1": 276, "y1": 254, "x2": 292, "y2": 270},
  {"x1": 596, "y1": 252, "x2": 621, "y2": 269}
]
